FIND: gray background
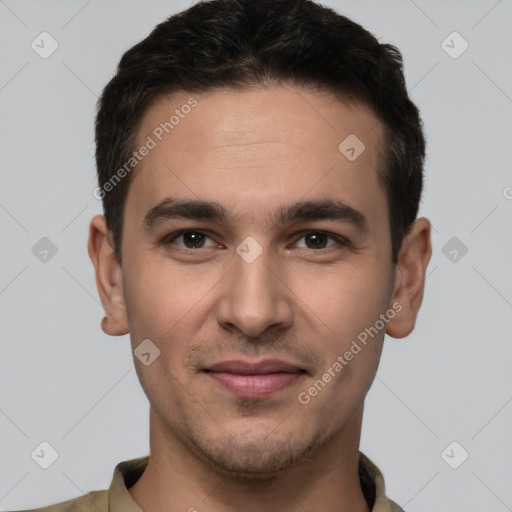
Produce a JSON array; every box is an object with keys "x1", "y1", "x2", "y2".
[{"x1": 1, "y1": 0, "x2": 511, "y2": 510}]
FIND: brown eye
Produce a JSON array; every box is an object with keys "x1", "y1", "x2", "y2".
[
  {"x1": 164, "y1": 230, "x2": 216, "y2": 249},
  {"x1": 304, "y1": 232, "x2": 329, "y2": 249},
  {"x1": 295, "y1": 231, "x2": 344, "y2": 250},
  {"x1": 181, "y1": 231, "x2": 206, "y2": 248}
]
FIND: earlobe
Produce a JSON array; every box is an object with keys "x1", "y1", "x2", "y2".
[
  {"x1": 87, "y1": 215, "x2": 129, "y2": 336},
  {"x1": 385, "y1": 217, "x2": 432, "y2": 339}
]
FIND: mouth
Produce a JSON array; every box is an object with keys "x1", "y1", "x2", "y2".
[{"x1": 203, "y1": 359, "x2": 307, "y2": 399}]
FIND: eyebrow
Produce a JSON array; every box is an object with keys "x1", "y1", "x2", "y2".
[{"x1": 143, "y1": 196, "x2": 369, "y2": 234}]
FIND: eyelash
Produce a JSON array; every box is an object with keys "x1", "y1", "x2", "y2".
[{"x1": 161, "y1": 230, "x2": 351, "y2": 253}]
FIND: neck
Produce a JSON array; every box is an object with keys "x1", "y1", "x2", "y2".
[{"x1": 129, "y1": 406, "x2": 371, "y2": 512}]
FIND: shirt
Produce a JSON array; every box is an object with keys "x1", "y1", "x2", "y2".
[{"x1": 19, "y1": 451, "x2": 404, "y2": 512}]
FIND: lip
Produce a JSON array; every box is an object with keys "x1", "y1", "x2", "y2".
[{"x1": 204, "y1": 359, "x2": 306, "y2": 399}]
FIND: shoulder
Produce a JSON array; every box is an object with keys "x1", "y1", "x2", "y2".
[{"x1": 15, "y1": 490, "x2": 108, "y2": 512}]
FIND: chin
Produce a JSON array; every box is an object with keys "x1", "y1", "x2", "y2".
[
  {"x1": 179, "y1": 417, "x2": 331, "y2": 485},
  {"x1": 195, "y1": 437, "x2": 307, "y2": 484}
]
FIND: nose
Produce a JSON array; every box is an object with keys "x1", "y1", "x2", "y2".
[{"x1": 216, "y1": 246, "x2": 294, "y2": 339}]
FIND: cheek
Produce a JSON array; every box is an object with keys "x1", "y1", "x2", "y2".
[
  {"x1": 122, "y1": 250, "x2": 215, "y2": 341},
  {"x1": 295, "y1": 259, "x2": 390, "y2": 408},
  {"x1": 306, "y1": 324, "x2": 384, "y2": 414},
  {"x1": 123, "y1": 260, "x2": 203, "y2": 407},
  {"x1": 292, "y1": 258, "x2": 390, "y2": 341}
]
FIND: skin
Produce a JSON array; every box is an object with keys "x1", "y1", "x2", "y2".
[{"x1": 88, "y1": 86, "x2": 432, "y2": 512}]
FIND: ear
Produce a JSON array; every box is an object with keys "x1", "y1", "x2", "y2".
[
  {"x1": 386, "y1": 217, "x2": 432, "y2": 339},
  {"x1": 87, "y1": 214, "x2": 129, "y2": 336}
]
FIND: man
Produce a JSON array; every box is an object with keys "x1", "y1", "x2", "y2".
[{"x1": 23, "y1": 0, "x2": 431, "y2": 510}]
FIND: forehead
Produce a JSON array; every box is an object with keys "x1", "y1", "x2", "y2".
[{"x1": 127, "y1": 86, "x2": 387, "y2": 231}]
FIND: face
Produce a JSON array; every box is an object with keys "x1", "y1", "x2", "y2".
[{"x1": 94, "y1": 86, "x2": 416, "y2": 478}]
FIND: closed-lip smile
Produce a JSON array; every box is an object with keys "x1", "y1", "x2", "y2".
[{"x1": 204, "y1": 359, "x2": 306, "y2": 399}]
